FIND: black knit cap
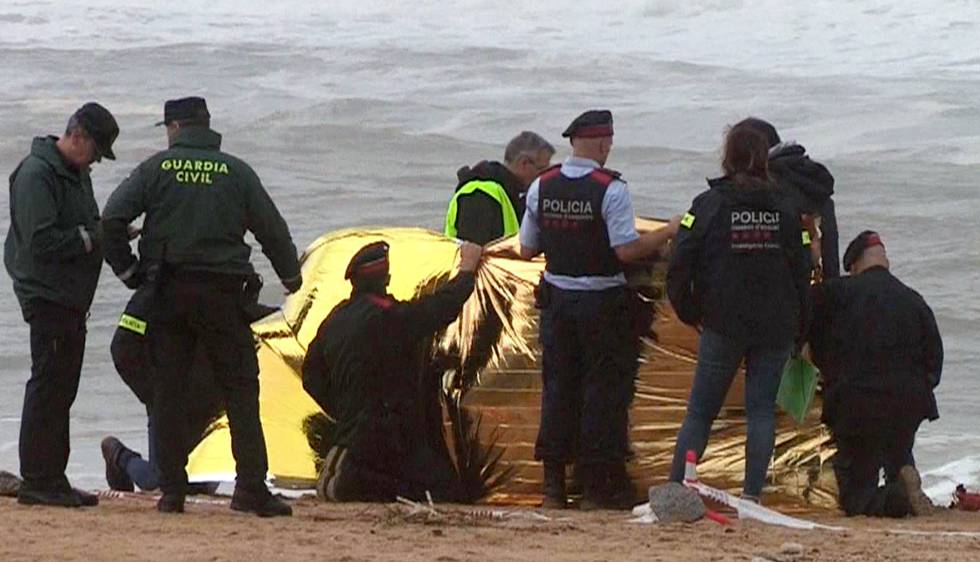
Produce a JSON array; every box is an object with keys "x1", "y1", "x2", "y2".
[
  {"x1": 562, "y1": 109, "x2": 614, "y2": 138},
  {"x1": 345, "y1": 241, "x2": 390, "y2": 280},
  {"x1": 72, "y1": 102, "x2": 118, "y2": 160},
  {"x1": 843, "y1": 230, "x2": 885, "y2": 272},
  {"x1": 155, "y1": 96, "x2": 210, "y2": 126}
]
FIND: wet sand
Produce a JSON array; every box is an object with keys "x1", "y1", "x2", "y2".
[{"x1": 1, "y1": 494, "x2": 979, "y2": 561}]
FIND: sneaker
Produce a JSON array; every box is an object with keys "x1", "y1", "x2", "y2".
[
  {"x1": 157, "y1": 493, "x2": 185, "y2": 513},
  {"x1": 101, "y1": 436, "x2": 135, "y2": 492},
  {"x1": 899, "y1": 465, "x2": 935, "y2": 516},
  {"x1": 73, "y1": 488, "x2": 99, "y2": 507},
  {"x1": 17, "y1": 487, "x2": 82, "y2": 508},
  {"x1": 230, "y1": 486, "x2": 292, "y2": 517},
  {"x1": 740, "y1": 494, "x2": 761, "y2": 505}
]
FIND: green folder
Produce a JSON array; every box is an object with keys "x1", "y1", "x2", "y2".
[{"x1": 776, "y1": 356, "x2": 820, "y2": 424}]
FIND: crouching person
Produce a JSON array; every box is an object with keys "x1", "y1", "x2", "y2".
[
  {"x1": 302, "y1": 240, "x2": 483, "y2": 502},
  {"x1": 811, "y1": 231, "x2": 943, "y2": 517}
]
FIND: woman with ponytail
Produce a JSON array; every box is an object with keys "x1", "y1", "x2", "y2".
[{"x1": 665, "y1": 119, "x2": 811, "y2": 503}]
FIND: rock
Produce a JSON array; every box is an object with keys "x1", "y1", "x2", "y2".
[
  {"x1": 751, "y1": 557, "x2": 775, "y2": 562},
  {"x1": 646, "y1": 482, "x2": 706, "y2": 523},
  {"x1": 0, "y1": 470, "x2": 21, "y2": 497},
  {"x1": 780, "y1": 542, "x2": 804, "y2": 556}
]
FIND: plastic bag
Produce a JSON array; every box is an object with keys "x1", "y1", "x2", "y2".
[{"x1": 776, "y1": 356, "x2": 819, "y2": 424}]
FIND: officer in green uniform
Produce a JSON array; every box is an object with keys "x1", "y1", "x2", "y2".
[
  {"x1": 102, "y1": 97, "x2": 302, "y2": 516},
  {"x1": 5, "y1": 102, "x2": 118, "y2": 508}
]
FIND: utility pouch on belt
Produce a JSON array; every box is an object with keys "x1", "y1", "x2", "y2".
[
  {"x1": 134, "y1": 260, "x2": 170, "y2": 323},
  {"x1": 534, "y1": 275, "x2": 551, "y2": 309}
]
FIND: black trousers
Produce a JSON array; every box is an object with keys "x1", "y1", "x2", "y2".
[
  {"x1": 534, "y1": 286, "x2": 638, "y2": 465},
  {"x1": 149, "y1": 274, "x2": 267, "y2": 494},
  {"x1": 832, "y1": 418, "x2": 920, "y2": 517},
  {"x1": 19, "y1": 300, "x2": 86, "y2": 491},
  {"x1": 317, "y1": 440, "x2": 459, "y2": 503}
]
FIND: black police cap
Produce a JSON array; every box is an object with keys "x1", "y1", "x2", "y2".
[
  {"x1": 345, "y1": 241, "x2": 390, "y2": 280},
  {"x1": 843, "y1": 230, "x2": 885, "y2": 272},
  {"x1": 155, "y1": 96, "x2": 210, "y2": 126},
  {"x1": 72, "y1": 102, "x2": 119, "y2": 160},
  {"x1": 562, "y1": 109, "x2": 614, "y2": 139}
]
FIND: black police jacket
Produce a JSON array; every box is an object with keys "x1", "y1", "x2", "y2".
[
  {"x1": 301, "y1": 272, "x2": 475, "y2": 465},
  {"x1": 667, "y1": 176, "x2": 811, "y2": 346},
  {"x1": 810, "y1": 266, "x2": 943, "y2": 429}
]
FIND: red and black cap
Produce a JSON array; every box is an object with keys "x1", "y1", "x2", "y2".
[
  {"x1": 72, "y1": 102, "x2": 118, "y2": 160},
  {"x1": 155, "y1": 96, "x2": 210, "y2": 126},
  {"x1": 345, "y1": 241, "x2": 390, "y2": 280},
  {"x1": 843, "y1": 230, "x2": 885, "y2": 272},
  {"x1": 562, "y1": 109, "x2": 614, "y2": 139}
]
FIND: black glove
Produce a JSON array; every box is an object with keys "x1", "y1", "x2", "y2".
[
  {"x1": 123, "y1": 271, "x2": 144, "y2": 291},
  {"x1": 282, "y1": 274, "x2": 302, "y2": 295},
  {"x1": 121, "y1": 267, "x2": 144, "y2": 290}
]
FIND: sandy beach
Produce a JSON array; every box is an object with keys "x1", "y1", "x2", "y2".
[{"x1": 2, "y1": 494, "x2": 979, "y2": 561}]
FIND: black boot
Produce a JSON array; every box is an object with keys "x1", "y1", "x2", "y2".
[
  {"x1": 18, "y1": 487, "x2": 81, "y2": 508},
  {"x1": 231, "y1": 485, "x2": 292, "y2": 517},
  {"x1": 157, "y1": 493, "x2": 185, "y2": 513},
  {"x1": 603, "y1": 462, "x2": 637, "y2": 511},
  {"x1": 578, "y1": 464, "x2": 607, "y2": 511},
  {"x1": 101, "y1": 436, "x2": 136, "y2": 492},
  {"x1": 541, "y1": 462, "x2": 567, "y2": 509},
  {"x1": 72, "y1": 488, "x2": 100, "y2": 507}
]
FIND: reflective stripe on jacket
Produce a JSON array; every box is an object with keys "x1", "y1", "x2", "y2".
[{"x1": 444, "y1": 179, "x2": 519, "y2": 239}]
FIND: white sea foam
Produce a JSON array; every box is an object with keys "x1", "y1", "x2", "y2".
[{"x1": 922, "y1": 455, "x2": 980, "y2": 504}]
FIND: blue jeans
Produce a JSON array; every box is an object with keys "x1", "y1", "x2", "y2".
[
  {"x1": 124, "y1": 413, "x2": 161, "y2": 491},
  {"x1": 669, "y1": 329, "x2": 791, "y2": 497}
]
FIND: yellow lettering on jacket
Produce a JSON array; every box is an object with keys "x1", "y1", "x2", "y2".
[{"x1": 161, "y1": 159, "x2": 229, "y2": 184}]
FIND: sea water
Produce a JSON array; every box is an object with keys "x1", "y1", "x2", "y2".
[{"x1": 0, "y1": 0, "x2": 977, "y2": 500}]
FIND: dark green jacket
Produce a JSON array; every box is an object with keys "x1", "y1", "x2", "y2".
[
  {"x1": 102, "y1": 127, "x2": 300, "y2": 283},
  {"x1": 4, "y1": 136, "x2": 103, "y2": 317}
]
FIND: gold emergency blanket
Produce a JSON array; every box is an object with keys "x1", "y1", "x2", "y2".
[{"x1": 187, "y1": 222, "x2": 837, "y2": 507}]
